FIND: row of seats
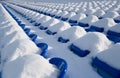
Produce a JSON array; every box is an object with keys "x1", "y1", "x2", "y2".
[
  {"x1": 5, "y1": 2, "x2": 120, "y2": 44},
  {"x1": 3, "y1": 1, "x2": 120, "y2": 78},
  {"x1": 1, "y1": 4, "x2": 68, "y2": 78}
]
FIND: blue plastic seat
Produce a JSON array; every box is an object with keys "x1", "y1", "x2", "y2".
[
  {"x1": 46, "y1": 30, "x2": 57, "y2": 35},
  {"x1": 39, "y1": 26, "x2": 48, "y2": 30},
  {"x1": 19, "y1": 24, "x2": 25, "y2": 30},
  {"x1": 29, "y1": 33, "x2": 37, "y2": 42},
  {"x1": 49, "y1": 57, "x2": 68, "y2": 78},
  {"x1": 34, "y1": 23, "x2": 41, "y2": 26},
  {"x1": 30, "y1": 20, "x2": 35, "y2": 23},
  {"x1": 89, "y1": 26, "x2": 104, "y2": 32},
  {"x1": 114, "y1": 19, "x2": 120, "y2": 23},
  {"x1": 58, "y1": 37, "x2": 69, "y2": 43},
  {"x1": 69, "y1": 44, "x2": 90, "y2": 57},
  {"x1": 37, "y1": 43, "x2": 48, "y2": 57},
  {"x1": 69, "y1": 19, "x2": 77, "y2": 23},
  {"x1": 78, "y1": 22, "x2": 89, "y2": 27},
  {"x1": 55, "y1": 16, "x2": 61, "y2": 19},
  {"x1": 17, "y1": 20, "x2": 22, "y2": 25},
  {"x1": 61, "y1": 17, "x2": 68, "y2": 21},
  {"x1": 24, "y1": 28, "x2": 31, "y2": 35},
  {"x1": 92, "y1": 57, "x2": 120, "y2": 78},
  {"x1": 107, "y1": 30, "x2": 120, "y2": 43}
]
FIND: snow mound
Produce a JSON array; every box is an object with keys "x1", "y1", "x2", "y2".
[
  {"x1": 91, "y1": 18, "x2": 116, "y2": 31},
  {"x1": 101, "y1": 11, "x2": 119, "y2": 18},
  {"x1": 70, "y1": 13, "x2": 87, "y2": 21},
  {"x1": 96, "y1": 43, "x2": 120, "y2": 69},
  {"x1": 73, "y1": 32, "x2": 112, "y2": 56},
  {"x1": 38, "y1": 15, "x2": 52, "y2": 24},
  {"x1": 63, "y1": 12, "x2": 76, "y2": 19},
  {"x1": 93, "y1": 10, "x2": 105, "y2": 18},
  {"x1": 57, "y1": 26, "x2": 86, "y2": 42},
  {"x1": 108, "y1": 23, "x2": 120, "y2": 33},
  {"x1": 41, "y1": 18, "x2": 60, "y2": 27},
  {"x1": 3, "y1": 54, "x2": 59, "y2": 78},
  {"x1": 48, "y1": 21, "x2": 71, "y2": 32},
  {"x1": 1, "y1": 39, "x2": 40, "y2": 64},
  {"x1": 79, "y1": 15, "x2": 98, "y2": 25}
]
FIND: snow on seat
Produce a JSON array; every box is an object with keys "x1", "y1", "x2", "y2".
[
  {"x1": 49, "y1": 57, "x2": 68, "y2": 78},
  {"x1": 34, "y1": 14, "x2": 45, "y2": 26},
  {"x1": 36, "y1": 15, "x2": 51, "y2": 26},
  {"x1": 68, "y1": 13, "x2": 87, "y2": 25},
  {"x1": 61, "y1": 12, "x2": 76, "y2": 21},
  {"x1": 106, "y1": 23, "x2": 120, "y2": 43},
  {"x1": 89, "y1": 18, "x2": 116, "y2": 32},
  {"x1": 24, "y1": 28, "x2": 31, "y2": 35},
  {"x1": 55, "y1": 11, "x2": 69, "y2": 19},
  {"x1": 39, "y1": 18, "x2": 60, "y2": 30},
  {"x1": 93, "y1": 10, "x2": 105, "y2": 18},
  {"x1": 114, "y1": 16, "x2": 120, "y2": 23},
  {"x1": 84, "y1": 9, "x2": 96, "y2": 16},
  {"x1": 36, "y1": 43, "x2": 48, "y2": 58},
  {"x1": 92, "y1": 43, "x2": 120, "y2": 78},
  {"x1": 46, "y1": 21, "x2": 71, "y2": 35},
  {"x1": 100, "y1": 11, "x2": 119, "y2": 19},
  {"x1": 69, "y1": 32, "x2": 112, "y2": 57},
  {"x1": 57, "y1": 26, "x2": 86, "y2": 43},
  {"x1": 28, "y1": 33, "x2": 38, "y2": 43},
  {"x1": 3, "y1": 54, "x2": 59, "y2": 78},
  {"x1": 1, "y1": 38, "x2": 40, "y2": 65},
  {"x1": 78, "y1": 15, "x2": 99, "y2": 27}
]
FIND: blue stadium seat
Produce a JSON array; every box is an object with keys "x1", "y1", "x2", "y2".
[
  {"x1": 29, "y1": 33, "x2": 37, "y2": 42},
  {"x1": 58, "y1": 37, "x2": 69, "y2": 43},
  {"x1": 49, "y1": 57, "x2": 68, "y2": 78},
  {"x1": 46, "y1": 30, "x2": 57, "y2": 35},
  {"x1": 92, "y1": 57, "x2": 120, "y2": 78},
  {"x1": 34, "y1": 23, "x2": 41, "y2": 26},
  {"x1": 19, "y1": 24, "x2": 25, "y2": 30},
  {"x1": 89, "y1": 26, "x2": 104, "y2": 32},
  {"x1": 37, "y1": 43, "x2": 48, "y2": 58},
  {"x1": 39, "y1": 26, "x2": 48, "y2": 30},
  {"x1": 61, "y1": 17, "x2": 68, "y2": 21},
  {"x1": 78, "y1": 22, "x2": 89, "y2": 27},
  {"x1": 107, "y1": 30, "x2": 120, "y2": 43},
  {"x1": 69, "y1": 44, "x2": 90, "y2": 57},
  {"x1": 24, "y1": 28, "x2": 31, "y2": 35}
]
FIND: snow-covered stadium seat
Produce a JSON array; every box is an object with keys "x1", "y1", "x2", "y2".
[{"x1": 92, "y1": 43, "x2": 120, "y2": 78}]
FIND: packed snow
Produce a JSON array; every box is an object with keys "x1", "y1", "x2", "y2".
[{"x1": 0, "y1": 0, "x2": 120, "y2": 78}]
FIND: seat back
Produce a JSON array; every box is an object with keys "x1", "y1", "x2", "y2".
[
  {"x1": 37, "y1": 43, "x2": 48, "y2": 57},
  {"x1": 49, "y1": 57, "x2": 68, "y2": 78}
]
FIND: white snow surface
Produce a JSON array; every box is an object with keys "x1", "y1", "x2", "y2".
[
  {"x1": 41, "y1": 18, "x2": 60, "y2": 27},
  {"x1": 108, "y1": 23, "x2": 120, "y2": 33},
  {"x1": 3, "y1": 54, "x2": 59, "y2": 78},
  {"x1": 96, "y1": 43, "x2": 120, "y2": 69},
  {"x1": 91, "y1": 18, "x2": 116, "y2": 31},
  {"x1": 73, "y1": 32, "x2": 112, "y2": 56},
  {"x1": 48, "y1": 21, "x2": 71, "y2": 33},
  {"x1": 56, "y1": 26, "x2": 86, "y2": 42}
]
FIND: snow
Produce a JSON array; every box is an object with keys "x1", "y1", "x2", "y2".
[
  {"x1": 108, "y1": 23, "x2": 120, "y2": 33},
  {"x1": 1, "y1": 39, "x2": 40, "y2": 64},
  {"x1": 3, "y1": 54, "x2": 59, "y2": 78},
  {"x1": 1, "y1": 0, "x2": 120, "y2": 78},
  {"x1": 73, "y1": 32, "x2": 112, "y2": 56},
  {"x1": 96, "y1": 43, "x2": 120, "y2": 69},
  {"x1": 91, "y1": 18, "x2": 116, "y2": 31},
  {"x1": 70, "y1": 13, "x2": 87, "y2": 21},
  {"x1": 101, "y1": 11, "x2": 119, "y2": 18},
  {"x1": 79, "y1": 15, "x2": 99, "y2": 26},
  {"x1": 62, "y1": 12, "x2": 76, "y2": 19},
  {"x1": 56, "y1": 26, "x2": 86, "y2": 42},
  {"x1": 93, "y1": 10, "x2": 105, "y2": 18},
  {"x1": 48, "y1": 21, "x2": 71, "y2": 33},
  {"x1": 41, "y1": 18, "x2": 60, "y2": 28}
]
